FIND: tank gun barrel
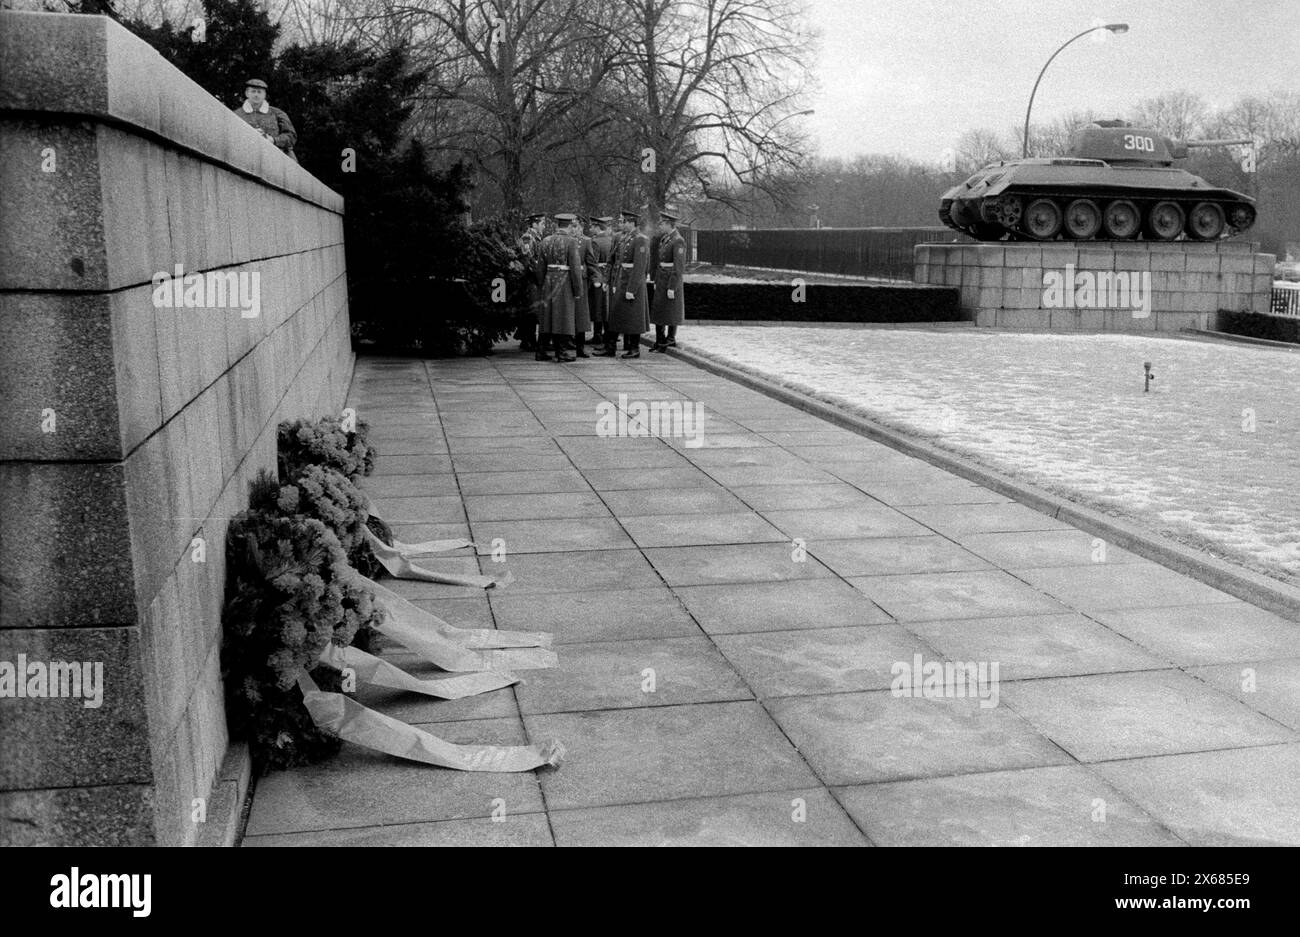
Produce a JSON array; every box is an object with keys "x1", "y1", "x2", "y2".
[
  {"x1": 1164, "y1": 138, "x2": 1254, "y2": 159},
  {"x1": 1182, "y1": 138, "x2": 1254, "y2": 148}
]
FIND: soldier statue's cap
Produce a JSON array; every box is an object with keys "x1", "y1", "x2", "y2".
[{"x1": 245, "y1": 78, "x2": 269, "y2": 89}]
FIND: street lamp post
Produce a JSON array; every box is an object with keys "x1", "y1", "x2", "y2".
[{"x1": 1022, "y1": 23, "x2": 1128, "y2": 157}]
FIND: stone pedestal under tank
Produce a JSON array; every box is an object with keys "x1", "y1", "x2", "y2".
[{"x1": 914, "y1": 241, "x2": 1274, "y2": 331}]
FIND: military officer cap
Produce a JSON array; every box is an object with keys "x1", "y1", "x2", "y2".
[
  {"x1": 659, "y1": 206, "x2": 681, "y2": 223},
  {"x1": 594, "y1": 215, "x2": 614, "y2": 224},
  {"x1": 619, "y1": 209, "x2": 640, "y2": 221},
  {"x1": 526, "y1": 211, "x2": 546, "y2": 223},
  {"x1": 552, "y1": 212, "x2": 579, "y2": 224},
  {"x1": 245, "y1": 78, "x2": 269, "y2": 89}
]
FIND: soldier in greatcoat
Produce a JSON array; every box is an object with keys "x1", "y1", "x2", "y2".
[
  {"x1": 595, "y1": 210, "x2": 650, "y2": 359},
  {"x1": 587, "y1": 216, "x2": 614, "y2": 348},
  {"x1": 649, "y1": 207, "x2": 688, "y2": 352},
  {"x1": 570, "y1": 216, "x2": 594, "y2": 358},
  {"x1": 516, "y1": 212, "x2": 546, "y2": 351},
  {"x1": 534, "y1": 213, "x2": 584, "y2": 362}
]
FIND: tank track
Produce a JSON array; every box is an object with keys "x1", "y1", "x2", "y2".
[{"x1": 941, "y1": 191, "x2": 1254, "y2": 242}]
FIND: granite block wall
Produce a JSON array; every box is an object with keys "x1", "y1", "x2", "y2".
[
  {"x1": 0, "y1": 11, "x2": 354, "y2": 845},
  {"x1": 914, "y1": 240, "x2": 1275, "y2": 332}
]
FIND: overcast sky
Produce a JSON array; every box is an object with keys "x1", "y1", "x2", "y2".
[{"x1": 803, "y1": 0, "x2": 1300, "y2": 162}]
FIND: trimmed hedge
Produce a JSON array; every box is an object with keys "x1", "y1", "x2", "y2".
[
  {"x1": 680, "y1": 281, "x2": 963, "y2": 323},
  {"x1": 696, "y1": 227, "x2": 968, "y2": 280},
  {"x1": 1217, "y1": 311, "x2": 1300, "y2": 344}
]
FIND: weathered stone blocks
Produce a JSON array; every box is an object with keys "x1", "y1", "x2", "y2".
[
  {"x1": 916, "y1": 239, "x2": 1275, "y2": 331},
  {"x1": 0, "y1": 10, "x2": 352, "y2": 845}
]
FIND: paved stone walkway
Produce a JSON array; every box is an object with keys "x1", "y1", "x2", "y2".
[{"x1": 243, "y1": 347, "x2": 1300, "y2": 846}]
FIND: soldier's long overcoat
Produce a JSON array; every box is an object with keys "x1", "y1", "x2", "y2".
[
  {"x1": 573, "y1": 234, "x2": 593, "y2": 333},
  {"x1": 519, "y1": 230, "x2": 544, "y2": 324},
  {"x1": 650, "y1": 229, "x2": 687, "y2": 326},
  {"x1": 537, "y1": 233, "x2": 584, "y2": 336},
  {"x1": 589, "y1": 232, "x2": 613, "y2": 324},
  {"x1": 607, "y1": 231, "x2": 650, "y2": 335}
]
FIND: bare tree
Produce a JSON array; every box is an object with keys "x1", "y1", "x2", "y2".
[
  {"x1": 360, "y1": 0, "x2": 626, "y2": 214},
  {"x1": 1131, "y1": 90, "x2": 1208, "y2": 140},
  {"x1": 1203, "y1": 90, "x2": 1300, "y2": 166},
  {"x1": 955, "y1": 128, "x2": 1011, "y2": 170},
  {"x1": 1017, "y1": 110, "x2": 1098, "y2": 159},
  {"x1": 614, "y1": 0, "x2": 815, "y2": 213}
]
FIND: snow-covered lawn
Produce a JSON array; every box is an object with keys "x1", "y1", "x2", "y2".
[{"x1": 679, "y1": 327, "x2": 1300, "y2": 586}]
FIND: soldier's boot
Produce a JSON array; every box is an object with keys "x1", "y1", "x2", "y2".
[
  {"x1": 593, "y1": 335, "x2": 617, "y2": 357},
  {"x1": 589, "y1": 325, "x2": 605, "y2": 346},
  {"x1": 649, "y1": 325, "x2": 667, "y2": 352},
  {"x1": 666, "y1": 325, "x2": 678, "y2": 347},
  {"x1": 620, "y1": 334, "x2": 641, "y2": 359},
  {"x1": 554, "y1": 336, "x2": 576, "y2": 363},
  {"x1": 534, "y1": 333, "x2": 552, "y2": 361},
  {"x1": 573, "y1": 333, "x2": 589, "y2": 358}
]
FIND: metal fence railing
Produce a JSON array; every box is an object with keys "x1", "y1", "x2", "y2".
[
  {"x1": 695, "y1": 226, "x2": 968, "y2": 281},
  {"x1": 1271, "y1": 282, "x2": 1300, "y2": 317}
]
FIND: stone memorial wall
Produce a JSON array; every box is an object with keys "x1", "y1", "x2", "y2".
[{"x1": 0, "y1": 11, "x2": 354, "y2": 845}]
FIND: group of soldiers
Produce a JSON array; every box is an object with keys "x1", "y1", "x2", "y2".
[{"x1": 515, "y1": 207, "x2": 687, "y2": 361}]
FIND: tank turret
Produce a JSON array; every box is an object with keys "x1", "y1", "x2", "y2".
[{"x1": 939, "y1": 120, "x2": 1256, "y2": 241}]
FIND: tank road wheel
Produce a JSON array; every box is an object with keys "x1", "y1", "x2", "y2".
[
  {"x1": 1102, "y1": 200, "x2": 1141, "y2": 239},
  {"x1": 1023, "y1": 198, "x2": 1063, "y2": 240},
  {"x1": 1187, "y1": 202, "x2": 1226, "y2": 241},
  {"x1": 995, "y1": 197, "x2": 1023, "y2": 229},
  {"x1": 1228, "y1": 204, "x2": 1256, "y2": 232},
  {"x1": 1145, "y1": 201, "x2": 1185, "y2": 241},
  {"x1": 1063, "y1": 199, "x2": 1102, "y2": 240}
]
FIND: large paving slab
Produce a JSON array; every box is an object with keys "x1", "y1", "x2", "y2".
[
  {"x1": 549, "y1": 788, "x2": 868, "y2": 846},
  {"x1": 1089, "y1": 602, "x2": 1300, "y2": 666},
  {"x1": 834, "y1": 765, "x2": 1184, "y2": 847},
  {"x1": 526, "y1": 701, "x2": 820, "y2": 809},
  {"x1": 713, "y1": 625, "x2": 934, "y2": 697},
  {"x1": 1187, "y1": 658, "x2": 1300, "y2": 730},
  {"x1": 846, "y1": 569, "x2": 1072, "y2": 621},
  {"x1": 244, "y1": 717, "x2": 545, "y2": 835},
  {"x1": 513, "y1": 636, "x2": 752, "y2": 714},
  {"x1": 1002, "y1": 670, "x2": 1296, "y2": 761},
  {"x1": 907, "y1": 613, "x2": 1169, "y2": 680},
  {"x1": 242, "y1": 352, "x2": 1300, "y2": 846},
  {"x1": 675, "y1": 579, "x2": 894, "y2": 633},
  {"x1": 1093, "y1": 743, "x2": 1300, "y2": 846},
  {"x1": 768, "y1": 691, "x2": 1072, "y2": 785}
]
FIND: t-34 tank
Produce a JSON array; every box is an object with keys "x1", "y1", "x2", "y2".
[{"x1": 940, "y1": 120, "x2": 1256, "y2": 241}]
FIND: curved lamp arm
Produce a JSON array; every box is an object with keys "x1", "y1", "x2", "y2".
[{"x1": 1023, "y1": 25, "x2": 1126, "y2": 157}]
